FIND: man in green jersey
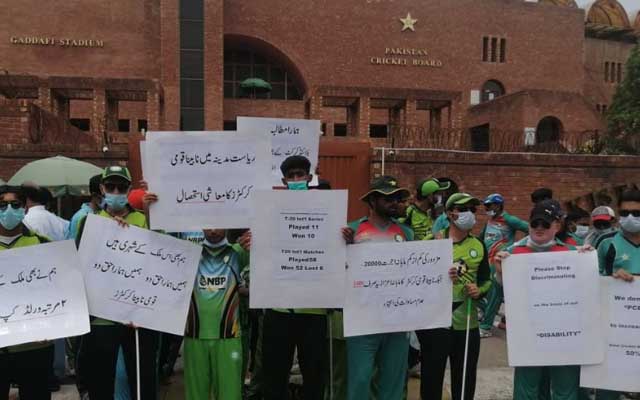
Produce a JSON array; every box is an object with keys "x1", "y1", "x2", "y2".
[
  {"x1": 595, "y1": 190, "x2": 640, "y2": 400},
  {"x1": 419, "y1": 193, "x2": 491, "y2": 400},
  {"x1": 75, "y1": 166, "x2": 159, "y2": 400},
  {"x1": 402, "y1": 178, "x2": 450, "y2": 240},
  {"x1": 0, "y1": 185, "x2": 53, "y2": 400}
]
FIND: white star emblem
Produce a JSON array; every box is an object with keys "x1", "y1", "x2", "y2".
[
  {"x1": 620, "y1": 253, "x2": 630, "y2": 262},
  {"x1": 400, "y1": 13, "x2": 417, "y2": 32}
]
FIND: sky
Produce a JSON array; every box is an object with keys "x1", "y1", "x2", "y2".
[{"x1": 574, "y1": 0, "x2": 639, "y2": 17}]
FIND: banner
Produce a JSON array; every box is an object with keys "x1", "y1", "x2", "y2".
[
  {"x1": 144, "y1": 131, "x2": 271, "y2": 230},
  {"x1": 581, "y1": 278, "x2": 640, "y2": 392},
  {"x1": 237, "y1": 117, "x2": 321, "y2": 187},
  {"x1": 502, "y1": 250, "x2": 604, "y2": 366},
  {"x1": 249, "y1": 190, "x2": 348, "y2": 308},
  {"x1": 0, "y1": 240, "x2": 89, "y2": 348},
  {"x1": 78, "y1": 214, "x2": 202, "y2": 335},
  {"x1": 343, "y1": 240, "x2": 453, "y2": 337}
]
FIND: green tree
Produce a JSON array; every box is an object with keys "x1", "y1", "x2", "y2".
[{"x1": 605, "y1": 43, "x2": 640, "y2": 154}]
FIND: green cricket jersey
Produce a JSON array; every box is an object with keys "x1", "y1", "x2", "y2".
[
  {"x1": 401, "y1": 204, "x2": 435, "y2": 241},
  {"x1": 598, "y1": 231, "x2": 640, "y2": 276}
]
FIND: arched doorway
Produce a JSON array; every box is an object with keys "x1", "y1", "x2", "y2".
[
  {"x1": 536, "y1": 116, "x2": 563, "y2": 144},
  {"x1": 481, "y1": 80, "x2": 505, "y2": 103}
]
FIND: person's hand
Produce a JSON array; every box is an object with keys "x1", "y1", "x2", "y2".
[
  {"x1": 577, "y1": 244, "x2": 594, "y2": 253},
  {"x1": 139, "y1": 180, "x2": 149, "y2": 191},
  {"x1": 238, "y1": 230, "x2": 252, "y2": 251},
  {"x1": 448, "y1": 266, "x2": 459, "y2": 283},
  {"x1": 612, "y1": 269, "x2": 635, "y2": 282},
  {"x1": 342, "y1": 227, "x2": 355, "y2": 244},
  {"x1": 238, "y1": 286, "x2": 250, "y2": 296},
  {"x1": 114, "y1": 216, "x2": 130, "y2": 228},
  {"x1": 494, "y1": 251, "x2": 510, "y2": 275},
  {"x1": 142, "y1": 192, "x2": 158, "y2": 209},
  {"x1": 126, "y1": 321, "x2": 139, "y2": 329},
  {"x1": 465, "y1": 283, "x2": 481, "y2": 299}
]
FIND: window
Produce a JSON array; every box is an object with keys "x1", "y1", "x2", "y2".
[
  {"x1": 470, "y1": 124, "x2": 490, "y2": 152},
  {"x1": 370, "y1": 124, "x2": 388, "y2": 138},
  {"x1": 69, "y1": 118, "x2": 90, "y2": 131},
  {"x1": 536, "y1": 116, "x2": 562, "y2": 144},
  {"x1": 334, "y1": 123, "x2": 348, "y2": 137},
  {"x1": 482, "y1": 36, "x2": 506, "y2": 64},
  {"x1": 481, "y1": 80, "x2": 505, "y2": 103},
  {"x1": 605, "y1": 62, "x2": 624, "y2": 83},
  {"x1": 224, "y1": 49, "x2": 302, "y2": 100},
  {"x1": 117, "y1": 119, "x2": 130, "y2": 133},
  {"x1": 180, "y1": 0, "x2": 204, "y2": 130},
  {"x1": 137, "y1": 119, "x2": 148, "y2": 132}
]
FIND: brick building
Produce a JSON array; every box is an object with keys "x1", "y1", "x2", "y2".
[{"x1": 1, "y1": 0, "x2": 639, "y2": 216}]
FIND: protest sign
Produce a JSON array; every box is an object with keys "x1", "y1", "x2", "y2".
[
  {"x1": 144, "y1": 131, "x2": 271, "y2": 230},
  {"x1": 237, "y1": 117, "x2": 321, "y2": 187},
  {"x1": 581, "y1": 278, "x2": 640, "y2": 392},
  {"x1": 502, "y1": 250, "x2": 604, "y2": 366},
  {"x1": 78, "y1": 214, "x2": 201, "y2": 335},
  {"x1": 343, "y1": 239, "x2": 453, "y2": 337},
  {"x1": 249, "y1": 190, "x2": 348, "y2": 308},
  {"x1": 0, "y1": 240, "x2": 89, "y2": 348}
]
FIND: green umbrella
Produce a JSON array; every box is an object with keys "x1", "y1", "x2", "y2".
[
  {"x1": 8, "y1": 156, "x2": 103, "y2": 197},
  {"x1": 240, "y1": 78, "x2": 272, "y2": 98}
]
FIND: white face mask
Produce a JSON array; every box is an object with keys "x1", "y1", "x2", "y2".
[
  {"x1": 574, "y1": 225, "x2": 590, "y2": 238},
  {"x1": 453, "y1": 211, "x2": 476, "y2": 231},
  {"x1": 487, "y1": 210, "x2": 497, "y2": 218},
  {"x1": 620, "y1": 216, "x2": 640, "y2": 234},
  {"x1": 527, "y1": 237, "x2": 556, "y2": 251}
]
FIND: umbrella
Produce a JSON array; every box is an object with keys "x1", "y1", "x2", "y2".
[
  {"x1": 240, "y1": 78, "x2": 272, "y2": 98},
  {"x1": 8, "y1": 156, "x2": 103, "y2": 197},
  {"x1": 0, "y1": 178, "x2": 4, "y2": 185}
]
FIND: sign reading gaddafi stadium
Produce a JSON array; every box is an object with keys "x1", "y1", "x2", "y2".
[
  {"x1": 370, "y1": 48, "x2": 443, "y2": 68},
  {"x1": 10, "y1": 36, "x2": 104, "y2": 48}
]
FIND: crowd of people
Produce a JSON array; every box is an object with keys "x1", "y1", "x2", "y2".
[{"x1": 0, "y1": 154, "x2": 638, "y2": 400}]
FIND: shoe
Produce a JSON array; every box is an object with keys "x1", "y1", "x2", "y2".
[{"x1": 480, "y1": 328, "x2": 493, "y2": 338}]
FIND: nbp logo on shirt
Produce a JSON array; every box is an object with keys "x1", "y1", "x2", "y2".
[{"x1": 199, "y1": 274, "x2": 227, "y2": 291}]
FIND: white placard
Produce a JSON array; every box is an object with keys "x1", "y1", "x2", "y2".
[
  {"x1": 237, "y1": 117, "x2": 321, "y2": 187},
  {"x1": 581, "y1": 278, "x2": 640, "y2": 392},
  {"x1": 503, "y1": 250, "x2": 604, "y2": 366},
  {"x1": 249, "y1": 190, "x2": 348, "y2": 309},
  {"x1": 144, "y1": 131, "x2": 271, "y2": 230},
  {"x1": 344, "y1": 240, "x2": 453, "y2": 337},
  {"x1": 0, "y1": 240, "x2": 90, "y2": 348},
  {"x1": 78, "y1": 214, "x2": 202, "y2": 335}
]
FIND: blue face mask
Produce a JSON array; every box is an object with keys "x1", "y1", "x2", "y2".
[
  {"x1": 104, "y1": 193, "x2": 128, "y2": 211},
  {"x1": 0, "y1": 207, "x2": 25, "y2": 230},
  {"x1": 620, "y1": 216, "x2": 640, "y2": 234},
  {"x1": 287, "y1": 181, "x2": 308, "y2": 191}
]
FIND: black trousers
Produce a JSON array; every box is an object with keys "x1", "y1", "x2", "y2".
[
  {"x1": 77, "y1": 324, "x2": 159, "y2": 400},
  {"x1": 262, "y1": 310, "x2": 327, "y2": 400},
  {"x1": 0, "y1": 345, "x2": 54, "y2": 400},
  {"x1": 417, "y1": 327, "x2": 481, "y2": 400}
]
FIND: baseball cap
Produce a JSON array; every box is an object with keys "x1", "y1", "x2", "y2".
[
  {"x1": 417, "y1": 178, "x2": 451, "y2": 198},
  {"x1": 361, "y1": 176, "x2": 410, "y2": 201},
  {"x1": 445, "y1": 193, "x2": 481, "y2": 210},
  {"x1": 484, "y1": 193, "x2": 504, "y2": 205},
  {"x1": 530, "y1": 200, "x2": 562, "y2": 224},
  {"x1": 102, "y1": 166, "x2": 132, "y2": 182},
  {"x1": 591, "y1": 206, "x2": 615, "y2": 221}
]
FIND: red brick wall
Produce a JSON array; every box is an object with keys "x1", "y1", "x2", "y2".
[{"x1": 373, "y1": 149, "x2": 640, "y2": 222}]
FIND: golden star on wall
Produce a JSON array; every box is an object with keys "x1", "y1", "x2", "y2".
[{"x1": 400, "y1": 12, "x2": 417, "y2": 32}]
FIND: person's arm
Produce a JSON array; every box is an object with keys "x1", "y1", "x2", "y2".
[
  {"x1": 597, "y1": 240, "x2": 615, "y2": 276},
  {"x1": 505, "y1": 213, "x2": 529, "y2": 233},
  {"x1": 476, "y1": 243, "x2": 492, "y2": 296},
  {"x1": 74, "y1": 215, "x2": 88, "y2": 249}
]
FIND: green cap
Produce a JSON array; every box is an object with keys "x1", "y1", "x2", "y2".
[
  {"x1": 445, "y1": 192, "x2": 480, "y2": 210},
  {"x1": 360, "y1": 175, "x2": 410, "y2": 201},
  {"x1": 417, "y1": 178, "x2": 451, "y2": 198},
  {"x1": 102, "y1": 166, "x2": 132, "y2": 182}
]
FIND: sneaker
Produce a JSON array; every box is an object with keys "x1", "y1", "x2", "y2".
[{"x1": 480, "y1": 328, "x2": 493, "y2": 338}]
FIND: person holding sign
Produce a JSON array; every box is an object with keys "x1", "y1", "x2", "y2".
[
  {"x1": 0, "y1": 185, "x2": 53, "y2": 400},
  {"x1": 341, "y1": 176, "x2": 414, "y2": 400},
  {"x1": 418, "y1": 193, "x2": 491, "y2": 400},
  {"x1": 262, "y1": 155, "x2": 329, "y2": 400},
  {"x1": 594, "y1": 189, "x2": 640, "y2": 400},
  {"x1": 494, "y1": 200, "x2": 580, "y2": 400},
  {"x1": 75, "y1": 166, "x2": 159, "y2": 400}
]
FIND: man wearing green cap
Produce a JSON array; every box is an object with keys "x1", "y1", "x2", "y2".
[
  {"x1": 75, "y1": 165, "x2": 160, "y2": 400},
  {"x1": 340, "y1": 176, "x2": 414, "y2": 400},
  {"x1": 401, "y1": 178, "x2": 450, "y2": 241},
  {"x1": 418, "y1": 193, "x2": 491, "y2": 400}
]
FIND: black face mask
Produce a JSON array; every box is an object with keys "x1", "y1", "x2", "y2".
[{"x1": 594, "y1": 221, "x2": 612, "y2": 230}]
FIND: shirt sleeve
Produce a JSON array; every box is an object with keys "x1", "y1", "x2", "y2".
[
  {"x1": 597, "y1": 239, "x2": 616, "y2": 276},
  {"x1": 505, "y1": 214, "x2": 529, "y2": 233}
]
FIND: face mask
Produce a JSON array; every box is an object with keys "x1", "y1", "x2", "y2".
[
  {"x1": 620, "y1": 216, "x2": 640, "y2": 234},
  {"x1": 574, "y1": 225, "x2": 590, "y2": 238},
  {"x1": 527, "y1": 236, "x2": 556, "y2": 251},
  {"x1": 287, "y1": 181, "x2": 308, "y2": 191},
  {"x1": 104, "y1": 193, "x2": 128, "y2": 211},
  {"x1": 204, "y1": 237, "x2": 228, "y2": 249},
  {"x1": 487, "y1": 210, "x2": 496, "y2": 217},
  {"x1": 453, "y1": 211, "x2": 476, "y2": 231},
  {"x1": 0, "y1": 207, "x2": 25, "y2": 230}
]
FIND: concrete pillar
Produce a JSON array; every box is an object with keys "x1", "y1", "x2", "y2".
[
  {"x1": 106, "y1": 97, "x2": 119, "y2": 132},
  {"x1": 160, "y1": 0, "x2": 179, "y2": 130},
  {"x1": 92, "y1": 88, "x2": 107, "y2": 139},
  {"x1": 35, "y1": 86, "x2": 52, "y2": 112},
  {"x1": 204, "y1": 0, "x2": 224, "y2": 130},
  {"x1": 146, "y1": 80, "x2": 162, "y2": 131},
  {"x1": 355, "y1": 96, "x2": 370, "y2": 137},
  {"x1": 307, "y1": 95, "x2": 323, "y2": 120}
]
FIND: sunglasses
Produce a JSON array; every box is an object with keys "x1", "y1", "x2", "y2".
[
  {"x1": 0, "y1": 201, "x2": 23, "y2": 211},
  {"x1": 103, "y1": 182, "x2": 130, "y2": 193},
  {"x1": 530, "y1": 219, "x2": 551, "y2": 229},
  {"x1": 619, "y1": 209, "x2": 640, "y2": 218},
  {"x1": 454, "y1": 206, "x2": 476, "y2": 213},
  {"x1": 381, "y1": 195, "x2": 406, "y2": 203}
]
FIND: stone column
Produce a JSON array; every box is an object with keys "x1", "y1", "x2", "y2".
[{"x1": 92, "y1": 88, "x2": 107, "y2": 140}]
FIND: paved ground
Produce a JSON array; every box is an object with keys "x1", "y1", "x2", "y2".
[{"x1": 13, "y1": 327, "x2": 513, "y2": 400}]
